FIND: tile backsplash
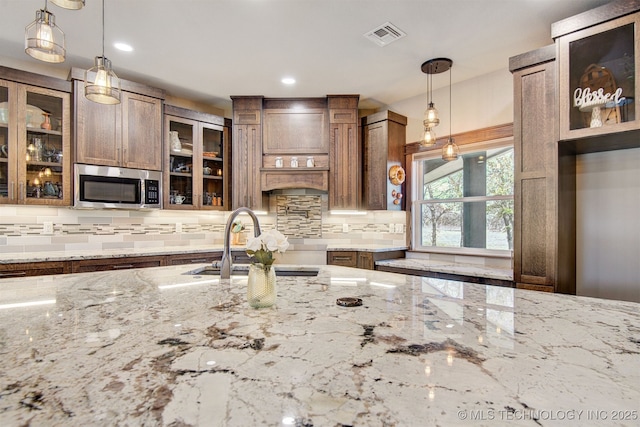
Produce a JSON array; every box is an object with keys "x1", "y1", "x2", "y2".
[
  {"x1": 276, "y1": 195, "x2": 322, "y2": 238},
  {"x1": 0, "y1": 205, "x2": 407, "y2": 255}
]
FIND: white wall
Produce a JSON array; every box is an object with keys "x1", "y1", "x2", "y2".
[
  {"x1": 576, "y1": 147, "x2": 640, "y2": 302},
  {"x1": 387, "y1": 68, "x2": 514, "y2": 144}
]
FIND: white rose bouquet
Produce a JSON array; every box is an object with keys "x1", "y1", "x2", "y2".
[{"x1": 246, "y1": 228, "x2": 289, "y2": 270}]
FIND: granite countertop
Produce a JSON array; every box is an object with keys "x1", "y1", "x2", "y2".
[
  {"x1": 2, "y1": 244, "x2": 408, "y2": 264},
  {"x1": 0, "y1": 265, "x2": 638, "y2": 426},
  {"x1": 0, "y1": 245, "x2": 234, "y2": 264},
  {"x1": 326, "y1": 244, "x2": 408, "y2": 252},
  {"x1": 377, "y1": 258, "x2": 514, "y2": 281}
]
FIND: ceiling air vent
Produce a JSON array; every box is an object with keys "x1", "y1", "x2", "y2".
[{"x1": 364, "y1": 22, "x2": 406, "y2": 47}]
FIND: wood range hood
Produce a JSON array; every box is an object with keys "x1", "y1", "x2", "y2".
[
  {"x1": 259, "y1": 97, "x2": 330, "y2": 192},
  {"x1": 232, "y1": 95, "x2": 359, "y2": 210}
]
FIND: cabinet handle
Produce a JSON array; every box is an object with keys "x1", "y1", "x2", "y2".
[
  {"x1": 333, "y1": 256, "x2": 353, "y2": 261},
  {"x1": 0, "y1": 271, "x2": 27, "y2": 277},
  {"x1": 112, "y1": 264, "x2": 134, "y2": 269},
  {"x1": 19, "y1": 182, "x2": 25, "y2": 201},
  {"x1": 10, "y1": 181, "x2": 15, "y2": 200},
  {"x1": 189, "y1": 258, "x2": 208, "y2": 263}
]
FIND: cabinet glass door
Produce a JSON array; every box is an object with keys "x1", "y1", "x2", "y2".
[
  {"x1": 568, "y1": 23, "x2": 635, "y2": 130},
  {"x1": 0, "y1": 84, "x2": 10, "y2": 202},
  {"x1": 168, "y1": 118, "x2": 195, "y2": 207},
  {"x1": 23, "y1": 89, "x2": 65, "y2": 203},
  {"x1": 201, "y1": 124, "x2": 224, "y2": 208},
  {"x1": 559, "y1": 13, "x2": 639, "y2": 141}
]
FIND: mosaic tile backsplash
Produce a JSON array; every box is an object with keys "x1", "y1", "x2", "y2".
[
  {"x1": 276, "y1": 195, "x2": 322, "y2": 238},
  {"x1": 0, "y1": 205, "x2": 407, "y2": 255}
]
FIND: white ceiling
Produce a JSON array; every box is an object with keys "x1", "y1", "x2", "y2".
[{"x1": 0, "y1": 0, "x2": 611, "y2": 115}]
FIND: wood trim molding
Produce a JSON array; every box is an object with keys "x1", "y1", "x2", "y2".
[
  {"x1": 0, "y1": 65, "x2": 71, "y2": 92},
  {"x1": 551, "y1": 0, "x2": 640, "y2": 39},
  {"x1": 68, "y1": 67, "x2": 165, "y2": 99},
  {"x1": 509, "y1": 44, "x2": 556, "y2": 72},
  {"x1": 405, "y1": 123, "x2": 514, "y2": 155}
]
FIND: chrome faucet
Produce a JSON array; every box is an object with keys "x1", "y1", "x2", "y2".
[{"x1": 220, "y1": 207, "x2": 262, "y2": 279}]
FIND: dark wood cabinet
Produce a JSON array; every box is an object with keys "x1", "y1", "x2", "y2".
[
  {"x1": 328, "y1": 95, "x2": 360, "y2": 210},
  {"x1": 510, "y1": 45, "x2": 560, "y2": 293},
  {"x1": 0, "y1": 261, "x2": 71, "y2": 278},
  {"x1": 0, "y1": 250, "x2": 257, "y2": 280},
  {"x1": 327, "y1": 249, "x2": 406, "y2": 270},
  {"x1": 232, "y1": 96, "x2": 265, "y2": 210},
  {"x1": 70, "y1": 256, "x2": 165, "y2": 273},
  {"x1": 509, "y1": 2, "x2": 640, "y2": 294},
  {"x1": 327, "y1": 251, "x2": 357, "y2": 267},
  {"x1": 71, "y1": 68, "x2": 164, "y2": 171},
  {"x1": 232, "y1": 95, "x2": 359, "y2": 211},
  {"x1": 0, "y1": 68, "x2": 72, "y2": 206},
  {"x1": 164, "y1": 105, "x2": 231, "y2": 210},
  {"x1": 362, "y1": 110, "x2": 407, "y2": 210},
  {"x1": 554, "y1": 7, "x2": 639, "y2": 145},
  {"x1": 166, "y1": 252, "x2": 222, "y2": 266}
]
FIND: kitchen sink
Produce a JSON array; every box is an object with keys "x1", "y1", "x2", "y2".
[{"x1": 185, "y1": 265, "x2": 320, "y2": 277}]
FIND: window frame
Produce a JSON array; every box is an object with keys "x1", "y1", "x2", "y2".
[{"x1": 411, "y1": 137, "x2": 514, "y2": 258}]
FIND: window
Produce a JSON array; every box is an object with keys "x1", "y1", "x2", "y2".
[{"x1": 412, "y1": 144, "x2": 514, "y2": 255}]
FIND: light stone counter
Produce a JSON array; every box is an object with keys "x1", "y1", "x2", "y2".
[
  {"x1": 326, "y1": 244, "x2": 408, "y2": 252},
  {"x1": 0, "y1": 245, "x2": 233, "y2": 264},
  {"x1": 0, "y1": 265, "x2": 638, "y2": 426},
  {"x1": 377, "y1": 258, "x2": 514, "y2": 281}
]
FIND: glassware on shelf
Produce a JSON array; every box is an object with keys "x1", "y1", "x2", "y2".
[{"x1": 169, "y1": 131, "x2": 182, "y2": 152}]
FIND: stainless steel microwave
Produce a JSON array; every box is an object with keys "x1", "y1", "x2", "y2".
[{"x1": 74, "y1": 164, "x2": 162, "y2": 209}]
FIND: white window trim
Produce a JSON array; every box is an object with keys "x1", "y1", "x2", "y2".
[{"x1": 411, "y1": 137, "x2": 514, "y2": 258}]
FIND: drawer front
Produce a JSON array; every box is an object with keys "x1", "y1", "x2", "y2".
[
  {"x1": 327, "y1": 251, "x2": 357, "y2": 267},
  {"x1": 0, "y1": 261, "x2": 70, "y2": 278},
  {"x1": 168, "y1": 252, "x2": 221, "y2": 266},
  {"x1": 71, "y1": 256, "x2": 165, "y2": 273}
]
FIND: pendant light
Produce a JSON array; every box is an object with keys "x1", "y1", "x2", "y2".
[
  {"x1": 85, "y1": 0, "x2": 121, "y2": 105},
  {"x1": 24, "y1": 0, "x2": 66, "y2": 63},
  {"x1": 442, "y1": 60, "x2": 459, "y2": 162},
  {"x1": 50, "y1": 0, "x2": 85, "y2": 10},
  {"x1": 420, "y1": 58, "x2": 451, "y2": 147}
]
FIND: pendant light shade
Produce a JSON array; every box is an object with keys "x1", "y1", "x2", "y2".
[
  {"x1": 421, "y1": 126, "x2": 436, "y2": 147},
  {"x1": 442, "y1": 138, "x2": 460, "y2": 161},
  {"x1": 24, "y1": 4, "x2": 66, "y2": 63},
  {"x1": 424, "y1": 102, "x2": 439, "y2": 128},
  {"x1": 85, "y1": 0, "x2": 121, "y2": 104},
  {"x1": 420, "y1": 58, "x2": 451, "y2": 148},
  {"x1": 50, "y1": 0, "x2": 85, "y2": 9},
  {"x1": 85, "y1": 56, "x2": 121, "y2": 104}
]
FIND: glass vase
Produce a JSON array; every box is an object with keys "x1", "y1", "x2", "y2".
[{"x1": 247, "y1": 263, "x2": 277, "y2": 308}]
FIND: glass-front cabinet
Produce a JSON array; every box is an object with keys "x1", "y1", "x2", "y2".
[
  {"x1": 164, "y1": 106, "x2": 229, "y2": 210},
  {"x1": 558, "y1": 12, "x2": 639, "y2": 141},
  {"x1": 0, "y1": 79, "x2": 70, "y2": 205}
]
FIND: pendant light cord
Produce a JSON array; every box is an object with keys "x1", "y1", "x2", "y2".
[
  {"x1": 101, "y1": 0, "x2": 105, "y2": 58},
  {"x1": 449, "y1": 65, "x2": 452, "y2": 139}
]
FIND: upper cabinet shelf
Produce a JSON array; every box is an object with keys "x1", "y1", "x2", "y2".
[
  {"x1": 556, "y1": 8, "x2": 639, "y2": 145},
  {"x1": 164, "y1": 105, "x2": 230, "y2": 210}
]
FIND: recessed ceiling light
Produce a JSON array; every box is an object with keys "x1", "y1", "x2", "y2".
[
  {"x1": 281, "y1": 77, "x2": 295, "y2": 85},
  {"x1": 114, "y1": 42, "x2": 133, "y2": 52}
]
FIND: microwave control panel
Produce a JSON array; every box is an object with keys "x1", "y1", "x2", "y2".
[{"x1": 145, "y1": 180, "x2": 160, "y2": 205}]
